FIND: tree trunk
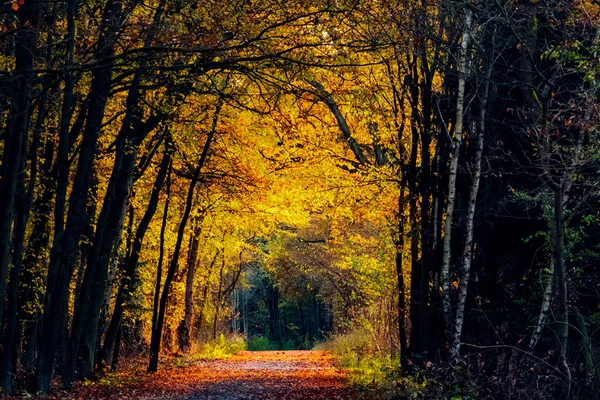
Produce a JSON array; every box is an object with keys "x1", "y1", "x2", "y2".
[
  {"x1": 63, "y1": 0, "x2": 167, "y2": 386},
  {"x1": 177, "y1": 216, "x2": 204, "y2": 353},
  {"x1": 575, "y1": 308, "x2": 595, "y2": 395},
  {"x1": 0, "y1": 75, "x2": 42, "y2": 393},
  {"x1": 196, "y1": 250, "x2": 220, "y2": 341},
  {"x1": 553, "y1": 190, "x2": 571, "y2": 400},
  {"x1": 96, "y1": 203, "x2": 128, "y2": 354},
  {"x1": 111, "y1": 325, "x2": 122, "y2": 371},
  {"x1": 242, "y1": 288, "x2": 248, "y2": 340},
  {"x1": 396, "y1": 177, "x2": 409, "y2": 368},
  {"x1": 298, "y1": 300, "x2": 306, "y2": 345},
  {"x1": 63, "y1": 111, "x2": 160, "y2": 386},
  {"x1": 265, "y1": 280, "x2": 283, "y2": 347},
  {"x1": 407, "y1": 59, "x2": 422, "y2": 355},
  {"x1": 307, "y1": 80, "x2": 368, "y2": 165},
  {"x1": 148, "y1": 101, "x2": 222, "y2": 372},
  {"x1": 100, "y1": 149, "x2": 171, "y2": 368},
  {"x1": 441, "y1": 8, "x2": 472, "y2": 340},
  {"x1": 36, "y1": 0, "x2": 125, "y2": 392},
  {"x1": 528, "y1": 258, "x2": 555, "y2": 351},
  {"x1": 450, "y1": 45, "x2": 491, "y2": 364},
  {"x1": 213, "y1": 257, "x2": 225, "y2": 341},
  {"x1": 152, "y1": 163, "x2": 172, "y2": 332},
  {"x1": 313, "y1": 297, "x2": 320, "y2": 343},
  {"x1": 0, "y1": 0, "x2": 41, "y2": 332}
]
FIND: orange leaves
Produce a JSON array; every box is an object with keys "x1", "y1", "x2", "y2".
[
  {"x1": 41, "y1": 351, "x2": 353, "y2": 400},
  {"x1": 11, "y1": 0, "x2": 24, "y2": 12}
]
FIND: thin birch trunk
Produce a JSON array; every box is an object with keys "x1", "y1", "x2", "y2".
[
  {"x1": 528, "y1": 258, "x2": 554, "y2": 351},
  {"x1": 441, "y1": 8, "x2": 472, "y2": 337},
  {"x1": 554, "y1": 190, "x2": 571, "y2": 400},
  {"x1": 450, "y1": 38, "x2": 492, "y2": 363}
]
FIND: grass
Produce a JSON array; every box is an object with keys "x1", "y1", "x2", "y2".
[
  {"x1": 197, "y1": 333, "x2": 246, "y2": 359},
  {"x1": 318, "y1": 329, "x2": 425, "y2": 399}
]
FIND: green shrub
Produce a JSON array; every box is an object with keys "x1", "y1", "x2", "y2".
[
  {"x1": 319, "y1": 329, "x2": 414, "y2": 398},
  {"x1": 321, "y1": 328, "x2": 375, "y2": 368},
  {"x1": 199, "y1": 334, "x2": 246, "y2": 358},
  {"x1": 282, "y1": 339, "x2": 296, "y2": 350},
  {"x1": 247, "y1": 336, "x2": 278, "y2": 351}
]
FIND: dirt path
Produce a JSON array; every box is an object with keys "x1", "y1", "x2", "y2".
[
  {"x1": 181, "y1": 351, "x2": 353, "y2": 400},
  {"x1": 43, "y1": 350, "x2": 355, "y2": 400}
]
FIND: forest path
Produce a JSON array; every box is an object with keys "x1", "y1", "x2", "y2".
[
  {"x1": 180, "y1": 350, "x2": 352, "y2": 400},
  {"x1": 46, "y1": 350, "x2": 355, "y2": 399}
]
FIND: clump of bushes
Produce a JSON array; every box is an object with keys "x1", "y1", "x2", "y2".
[
  {"x1": 246, "y1": 336, "x2": 296, "y2": 351},
  {"x1": 319, "y1": 328, "x2": 427, "y2": 399},
  {"x1": 320, "y1": 329, "x2": 398, "y2": 387},
  {"x1": 247, "y1": 335, "x2": 275, "y2": 351},
  {"x1": 198, "y1": 334, "x2": 246, "y2": 358}
]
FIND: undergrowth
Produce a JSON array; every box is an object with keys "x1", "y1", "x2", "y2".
[
  {"x1": 322, "y1": 329, "x2": 579, "y2": 399},
  {"x1": 195, "y1": 334, "x2": 247, "y2": 359},
  {"x1": 318, "y1": 329, "x2": 424, "y2": 399},
  {"x1": 246, "y1": 335, "x2": 296, "y2": 351}
]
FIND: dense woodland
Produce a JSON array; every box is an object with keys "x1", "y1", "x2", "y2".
[{"x1": 0, "y1": 0, "x2": 599, "y2": 398}]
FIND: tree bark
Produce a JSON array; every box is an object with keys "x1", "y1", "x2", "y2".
[
  {"x1": 0, "y1": 73, "x2": 43, "y2": 393},
  {"x1": 0, "y1": 0, "x2": 41, "y2": 332},
  {"x1": 148, "y1": 100, "x2": 222, "y2": 372},
  {"x1": 63, "y1": 110, "x2": 160, "y2": 386},
  {"x1": 407, "y1": 58, "x2": 422, "y2": 356},
  {"x1": 196, "y1": 250, "x2": 220, "y2": 340},
  {"x1": 450, "y1": 43, "x2": 491, "y2": 363},
  {"x1": 152, "y1": 162, "x2": 172, "y2": 332},
  {"x1": 396, "y1": 176, "x2": 409, "y2": 368},
  {"x1": 307, "y1": 80, "x2": 368, "y2": 165},
  {"x1": 575, "y1": 308, "x2": 595, "y2": 395},
  {"x1": 213, "y1": 256, "x2": 225, "y2": 341},
  {"x1": 528, "y1": 258, "x2": 555, "y2": 351},
  {"x1": 177, "y1": 215, "x2": 204, "y2": 353},
  {"x1": 100, "y1": 148, "x2": 171, "y2": 368},
  {"x1": 441, "y1": 8, "x2": 472, "y2": 340},
  {"x1": 36, "y1": 0, "x2": 126, "y2": 391},
  {"x1": 553, "y1": 189, "x2": 571, "y2": 400},
  {"x1": 63, "y1": 0, "x2": 168, "y2": 379}
]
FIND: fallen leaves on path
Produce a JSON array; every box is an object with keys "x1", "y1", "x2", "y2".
[{"x1": 35, "y1": 351, "x2": 355, "y2": 399}]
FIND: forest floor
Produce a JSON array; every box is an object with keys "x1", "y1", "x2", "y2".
[{"x1": 34, "y1": 351, "x2": 358, "y2": 399}]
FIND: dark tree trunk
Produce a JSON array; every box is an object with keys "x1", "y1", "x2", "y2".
[
  {"x1": 554, "y1": 190, "x2": 571, "y2": 399},
  {"x1": 36, "y1": 0, "x2": 126, "y2": 392},
  {"x1": 152, "y1": 162, "x2": 172, "y2": 332},
  {"x1": 18, "y1": 104, "x2": 58, "y2": 375},
  {"x1": 63, "y1": 109, "x2": 160, "y2": 386},
  {"x1": 100, "y1": 148, "x2": 171, "y2": 368},
  {"x1": 111, "y1": 325, "x2": 123, "y2": 371},
  {"x1": 213, "y1": 257, "x2": 225, "y2": 341},
  {"x1": 0, "y1": 0, "x2": 41, "y2": 334},
  {"x1": 313, "y1": 297, "x2": 320, "y2": 343},
  {"x1": 418, "y1": 57, "x2": 434, "y2": 359},
  {"x1": 407, "y1": 58, "x2": 422, "y2": 356},
  {"x1": 267, "y1": 284, "x2": 282, "y2": 347},
  {"x1": 148, "y1": 101, "x2": 222, "y2": 372},
  {"x1": 298, "y1": 300, "x2": 306, "y2": 345},
  {"x1": 0, "y1": 77, "x2": 43, "y2": 393},
  {"x1": 396, "y1": 176, "x2": 409, "y2": 369},
  {"x1": 196, "y1": 250, "x2": 220, "y2": 340},
  {"x1": 63, "y1": 0, "x2": 166, "y2": 377},
  {"x1": 177, "y1": 216, "x2": 203, "y2": 353}
]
